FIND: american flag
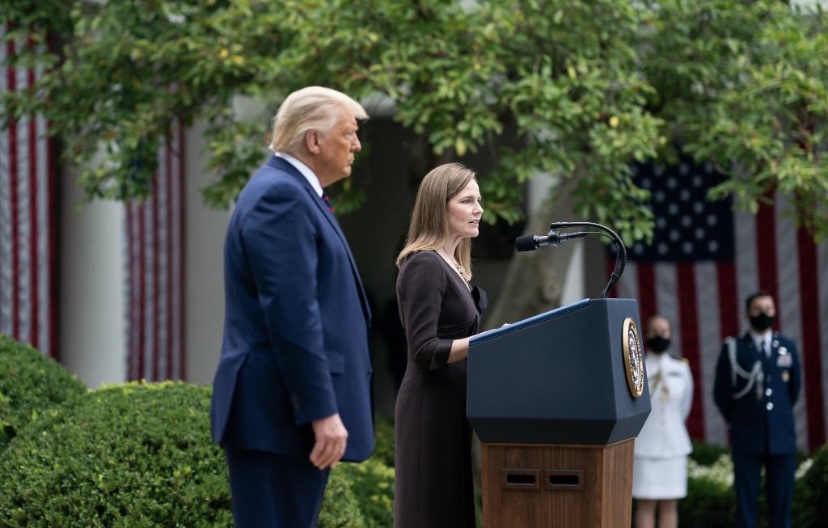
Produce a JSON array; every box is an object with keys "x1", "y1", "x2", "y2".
[
  {"x1": 0, "y1": 24, "x2": 57, "y2": 358},
  {"x1": 124, "y1": 123, "x2": 186, "y2": 381},
  {"x1": 612, "y1": 156, "x2": 828, "y2": 455}
]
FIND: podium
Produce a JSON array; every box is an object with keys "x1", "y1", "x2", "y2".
[{"x1": 467, "y1": 298, "x2": 651, "y2": 527}]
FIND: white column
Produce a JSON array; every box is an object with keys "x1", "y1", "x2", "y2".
[
  {"x1": 59, "y1": 168, "x2": 126, "y2": 387},
  {"x1": 184, "y1": 121, "x2": 233, "y2": 384}
]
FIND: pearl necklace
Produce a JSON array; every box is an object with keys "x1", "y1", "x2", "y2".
[{"x1": 437, "y1": 248, "x2": 471, "y2": 283}]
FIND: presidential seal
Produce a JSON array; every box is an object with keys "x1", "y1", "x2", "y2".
[{"x1": 622, "y1": 317, "x2": 645, "y2": 398}]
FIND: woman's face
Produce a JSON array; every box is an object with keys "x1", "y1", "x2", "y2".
[{"x1": 446, "y1": 179, "x2": 483, "y2": 239}]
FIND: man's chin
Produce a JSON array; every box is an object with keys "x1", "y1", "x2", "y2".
[{"x1": 325, "y1": 169, "x2": 352, "y2": 186}]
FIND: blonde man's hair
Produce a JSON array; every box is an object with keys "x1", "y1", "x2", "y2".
[
  {"x1": 269, "y1": 86, "x2": 368, "y2": 154},
  {"x1": 396, "y1": 163, "x2": 477, "y2": 278}
]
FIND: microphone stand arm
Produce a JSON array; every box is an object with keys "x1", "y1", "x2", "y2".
[{"x1": 549, "y1": 221, "x2": 627, "y2": 299}]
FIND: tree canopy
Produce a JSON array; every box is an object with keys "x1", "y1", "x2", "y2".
[{"x1": 2, "y1": 0, "x2": 827, "y2": 242}]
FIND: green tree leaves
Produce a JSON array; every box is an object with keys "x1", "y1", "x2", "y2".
[{"x1": 2, "y1": 0, "x2": 827, "y2": 241}]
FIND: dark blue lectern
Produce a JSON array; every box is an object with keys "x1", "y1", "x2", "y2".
[{"x1": 468, "y1": 298, "x2": 651, "y2": 528}]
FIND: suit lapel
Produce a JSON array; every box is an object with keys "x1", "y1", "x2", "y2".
[{"x1": 266, "y1": 156, "x2": 372, "y2": 323}]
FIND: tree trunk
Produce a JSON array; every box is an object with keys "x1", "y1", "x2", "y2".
[{"x1": 484, "y1": 175, "x2": 585, "y2": 329}]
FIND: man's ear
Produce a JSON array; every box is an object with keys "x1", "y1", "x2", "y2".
[{"x1": 305, "y1": 130, "x2": 320, "y2": 153}]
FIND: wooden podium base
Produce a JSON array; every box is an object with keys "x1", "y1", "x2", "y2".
[{"x1": 481, "y1": 439, "x2": 634, "y2": 528}]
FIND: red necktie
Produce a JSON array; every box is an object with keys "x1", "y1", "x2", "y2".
[{"x1": 322, "y1": 192, "x2": 334, "y2": 213}]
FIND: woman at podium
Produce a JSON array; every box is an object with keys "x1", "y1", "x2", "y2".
[
  {"x1": 392, "y1": 163, "x2": 488, "y2": 528},
  {"x1": 632, "y1": 315, "x2": 694, "y2": 528}
]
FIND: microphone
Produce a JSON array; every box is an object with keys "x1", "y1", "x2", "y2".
[
  {"x1": 515, "y1": 221, "x2": 627, "y2": 298},
  {"x1": 515, "y1": 230, "x2": 589, "y2": 252}
]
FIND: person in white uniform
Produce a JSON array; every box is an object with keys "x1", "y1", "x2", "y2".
[{"x1": 633, "y1": 315, "x2": 694, "y2": 528}]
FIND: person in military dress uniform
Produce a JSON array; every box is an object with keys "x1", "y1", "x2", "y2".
[
  {"x1": 713, "y1": 291, "x2": 802, "y2": 528},
  {"x1": 633, "y1": 315, "x2": 694, "y2": 528}
]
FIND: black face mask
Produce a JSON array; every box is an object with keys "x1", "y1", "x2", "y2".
[
  {"x1": 750, "y1": 312, "x2": 774, "y2": 332},
  {"x1": 646, "y1": 336, "x2": 671, "y2": 354}
]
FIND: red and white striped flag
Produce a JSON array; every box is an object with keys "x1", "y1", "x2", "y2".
[
  {"x1": 124, "y1": 124, "x2": 186, "y2": 381},
  {"x1": 0, "y1": 24, "x2": 57, "y2": 358},
  {"x1": 612, "y1": 156, "x2": 828, "y2": 454}
]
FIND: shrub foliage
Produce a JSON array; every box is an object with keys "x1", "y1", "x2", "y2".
[
  {"x1": 689, "y1": 440, "x2": 731, "y2": 467},
  {"x1": 679, "y1": 442, "x2": 827, "y2": 528},
  {"x1": 0, "y1": 382, "x2": 233, "y2": 528},
  {"x1": 793, "y1": 444, "x2": 828, "y2": 528},
  {"x1": 0, "y1": 380, "x2": 396, "y2": 527},
  {"x1": 336, "y1": 457, "x2": 395, "y2": 528},
  {"x1": 0, "y1": 339, "x2": 822, "y2": 528},
  {"x1": 319, "y1": 468, "x2": 366, "y2": 528},
  {"x1": 0, "y1": 335, "x2": 86, "y2": 452}
]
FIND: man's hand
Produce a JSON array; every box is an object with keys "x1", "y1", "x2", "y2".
[{"x1": 310, "y1": 413, "x2": 348, "y2": 470}]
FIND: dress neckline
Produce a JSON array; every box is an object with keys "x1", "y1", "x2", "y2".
[{"x1": 432, "y1": 250, "x2": 471, "y2": 291}]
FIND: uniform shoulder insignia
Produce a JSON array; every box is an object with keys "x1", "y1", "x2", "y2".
[{"x1": 669, "y1": 354, "x2": 689, "y2": 364}]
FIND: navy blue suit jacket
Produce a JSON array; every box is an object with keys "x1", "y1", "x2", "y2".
[
  {"x1": 210, "y1": 156, "x2": 374, "y2": 461},
  {"x1": 713, "y1": 331, "x2": 801, "y2": 455}
]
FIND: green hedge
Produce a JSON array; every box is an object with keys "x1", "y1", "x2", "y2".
[
  {"x1": 689, "y1": 440, "x2": 731, "y2": 466},
  {"x1": 678, "y1": 443, "x2": 828, "y2": 528},
  {"x1": 0, "y1": 382, "x2": 233, "y2": 528},
  {"x1": 793, "y1": 445, "x2": 828, "y2": 527},
  {"x1": 319, "y1": 468, "x2": 366, "y2": 528},
  {"x1": 0, "y1": 380, "x2": 395, "y2": 527},
  {"x1": 317, "y1": 418, "x2": 396, "y2": 527},
  {"x1": 334, "y1": 456, "x2": 395, "y2": 527},
  {"x1": 0, "y1": 334, "x2": 87, "y2": 452},
  {"x1": 4, "y1": 336, "x2": 825, "y2": 528},
  {"x1": 681, "y1": 454, "x2": 737, "y2": 528}
]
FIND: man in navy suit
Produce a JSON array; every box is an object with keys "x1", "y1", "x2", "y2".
[
  {"x1": 713, "y1": 291, "x2": 801, "y2": 528},
  {"x1": 210, "y1": 86, "x2": 374, "y2": 528}
]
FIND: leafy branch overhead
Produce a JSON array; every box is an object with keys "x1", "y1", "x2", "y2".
[{"x1": 2, "y1": 0, "x2": 827, "y2": 242}]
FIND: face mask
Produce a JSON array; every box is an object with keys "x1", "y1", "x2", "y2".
[
  {"x1": 646, "y1": 336, "x2": 671, "y2": 354},
  {"x1": 750, "y1": 313, "x2": 774, "y2": 332}
]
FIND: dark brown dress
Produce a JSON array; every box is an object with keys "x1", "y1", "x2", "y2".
[{"x1": 393, "y1": 251, "x2": 488, "y2": 528}]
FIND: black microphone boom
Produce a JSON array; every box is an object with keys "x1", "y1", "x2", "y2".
[
  {"x1": 515, "y1": 231, "x2": 590, "y2": 252},
  {"x1": 513, "y1": 222, "x2": 627, "y2": 298}
]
